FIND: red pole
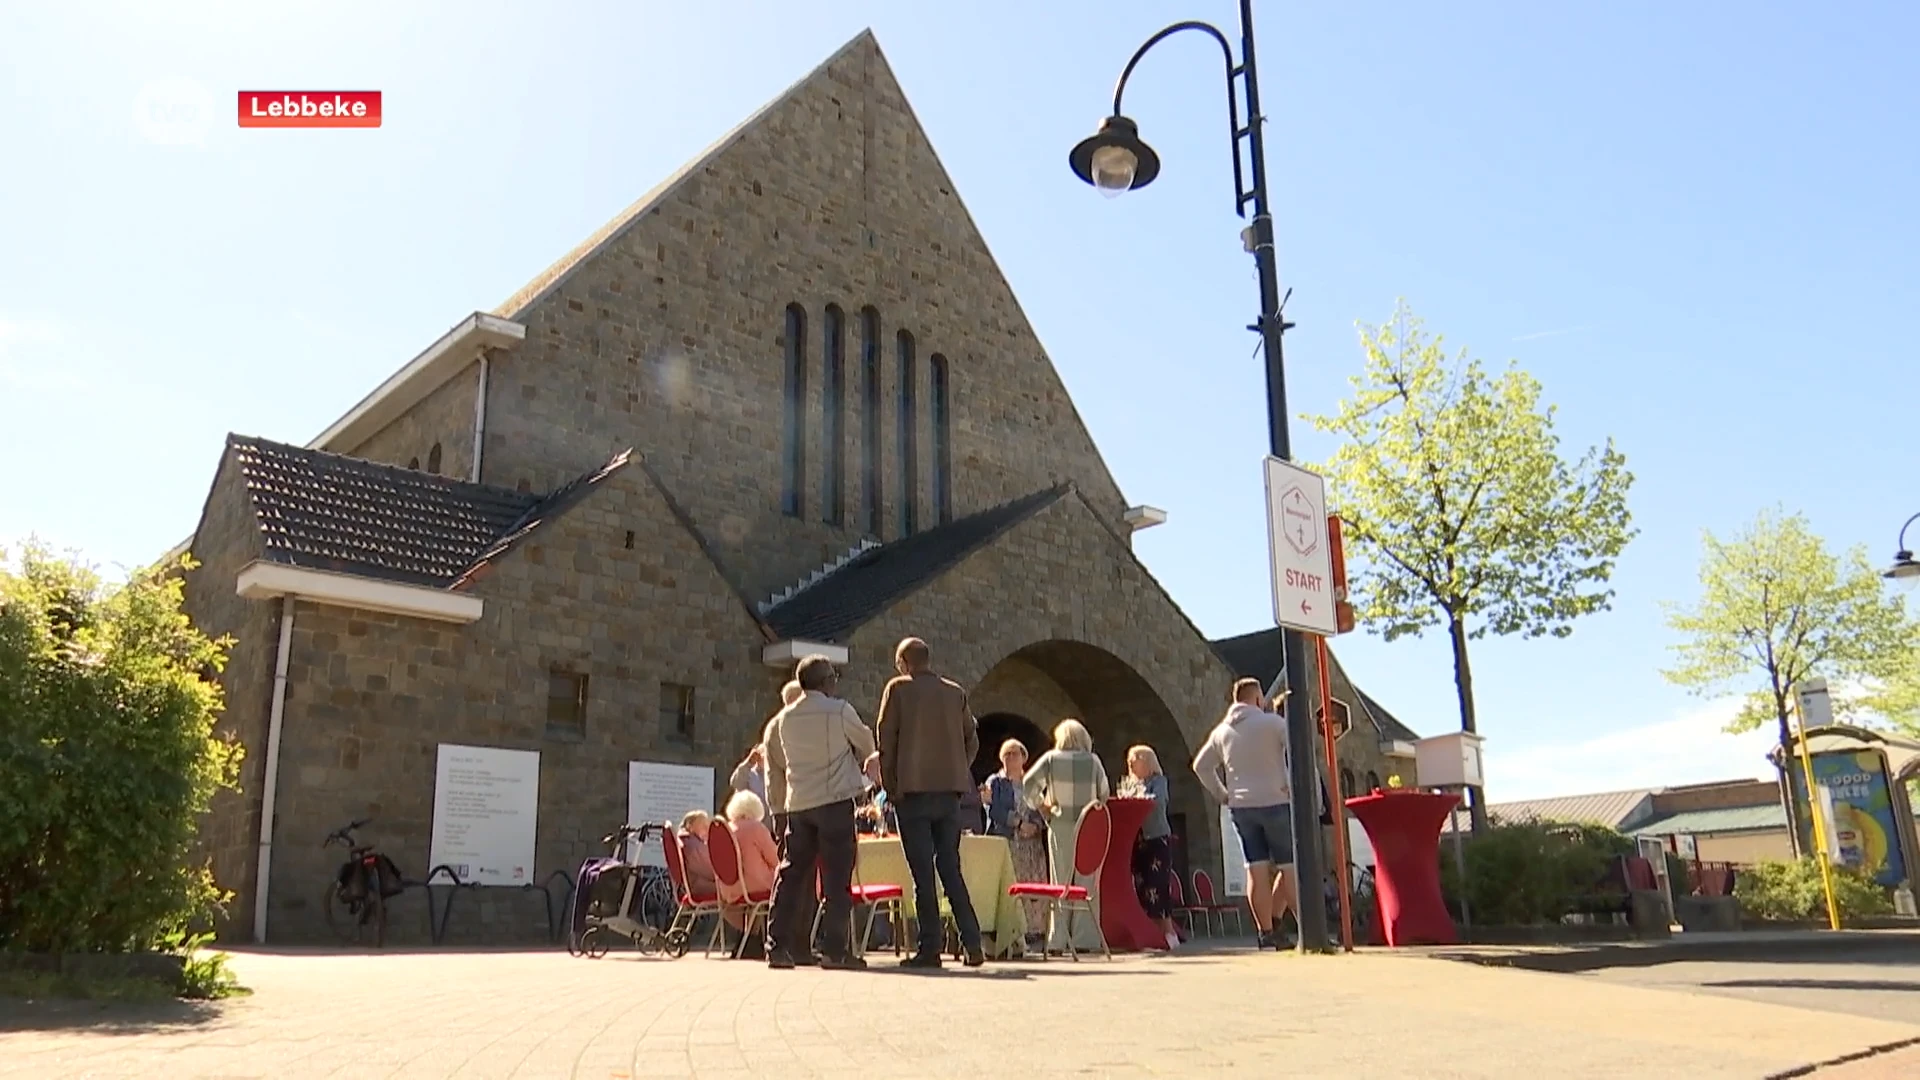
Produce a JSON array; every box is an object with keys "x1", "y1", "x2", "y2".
[{"x1": 1316, "y1": 633, "x2": 1355, "y2": 952}]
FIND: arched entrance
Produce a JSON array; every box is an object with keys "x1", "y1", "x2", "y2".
[
  {"x1": 969, "y1": 639, "x2": 1215, "y2": 906},
  {"x1": 973, "y1": 712, "x2": 1048, "y2": 782}
]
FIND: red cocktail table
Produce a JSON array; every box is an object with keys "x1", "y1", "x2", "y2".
[
  {"x1": 1097, "y1": 797, "x2": 1167, "y2": 951},
  {"x1": 1345, "y1": 790, "x2": 1460, "y2": 946}
]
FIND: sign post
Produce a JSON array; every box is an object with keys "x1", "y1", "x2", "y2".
[
  {"x1": 1792, "y1": 679, "x2": 1842, "y2": 931},
  {"x1": 1264, "y1": 458, "x2": 1337, "y2": 636}
]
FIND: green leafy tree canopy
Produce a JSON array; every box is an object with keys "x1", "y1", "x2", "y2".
[
  {"x1": 1663, "y1": 507, "x2": 1920, "y2": 741},
  {"x1": 1305, "y1": 303, "x2": 1635, "y2": 828},
  {"x1": 0, "y1": 542, "x2": 242, "y2": 953}
]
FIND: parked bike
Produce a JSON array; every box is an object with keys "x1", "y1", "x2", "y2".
[{"x1": 323, "y1": 818, "x2": 404, "y2": 948}]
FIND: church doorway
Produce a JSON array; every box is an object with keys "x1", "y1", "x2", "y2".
[{"x1": 973, "y1": 712, "x2": 1048, "y2": 783}]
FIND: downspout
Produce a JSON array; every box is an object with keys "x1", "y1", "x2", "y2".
[
  {"x1": 469, "y1": 352, "x2": 489, "y2": 483},
  {"x1": 252, "y1": 600, "x2": 296, "y2": 944}
]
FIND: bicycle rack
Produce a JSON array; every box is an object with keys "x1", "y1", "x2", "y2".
[{"x1": 412, "y1": 865, "x2": 574, "y2": 946}]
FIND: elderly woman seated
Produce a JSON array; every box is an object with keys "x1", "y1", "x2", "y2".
[
  {"x1": 677, "y1": 810, "x2": 717, "y2": 898},
  {"x1": 718, "y1": 790, "x2": 778, "y2": 956}
]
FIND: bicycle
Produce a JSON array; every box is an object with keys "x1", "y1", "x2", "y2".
[
  {"x1": 322, "y1": 818, "x2": 402, "y2": 948},
  {"x1": 571, "y1": 824, "x2": 690, "y2": 959}
]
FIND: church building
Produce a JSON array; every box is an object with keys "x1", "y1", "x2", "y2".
[{"x1": 179, "y1": 30, "x2": 1418, "y2": 944}]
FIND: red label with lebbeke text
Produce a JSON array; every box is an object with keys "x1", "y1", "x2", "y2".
[{"x1": 237, "y1": 91, "x2": 381, "y2": 128}]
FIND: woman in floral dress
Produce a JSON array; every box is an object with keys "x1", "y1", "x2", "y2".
[
  {"x1": 1118, "y1": 745, "x2": 1179, "y2": 950},
  {"x1": 984, "y1": 738, "x2": 1050, "y2": 950}
]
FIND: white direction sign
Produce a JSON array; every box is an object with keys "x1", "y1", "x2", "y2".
[{"x1": 1264, "y1": 456, "x2": 1337, "y2": 636}]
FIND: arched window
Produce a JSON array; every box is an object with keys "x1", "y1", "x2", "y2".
[
  {"x1": 407, "y1": 456, "x2": 420, "y2": 471},
  {"x1": 859, "y1": 307, "x2": 882, "y2": 536},
  {"x1": 929, "y1": 353, "x2": 951, "y2": 525},
  {"x1": 781, "y1": 304, "x2": 807, "y2": 517},
  {"x1": 1340, "y1": 767, "x2": 1356, "y2": 798},
  {"x1": 822, "y1": 305, "x2": 846, "y2": 526},
  {"x1": 1365, "y1": 770, "x2": 1381, "y2": 794},
  {"x1": 896, "y1": 329, "x2": 917, "y2": 536},
  {"x1": 426, "y1": 442, "x2": 442, "y2": 474}
]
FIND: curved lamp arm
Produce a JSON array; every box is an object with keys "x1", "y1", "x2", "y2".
[
  {"x1": 1110, "y1": 21, "x2": 1247, "y2": 216},
  {"x1": 1899, "y1": 512, "x2": 1920, "y2": 554}
]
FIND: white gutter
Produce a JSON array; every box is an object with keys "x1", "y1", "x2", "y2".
[
  {"x1": 253, "y1": 602, "x2": 296, "y2": 944},
  {"x1": 236, "y1": 561, "x2": 485, "y2": 624},
  {"x1": 309, "y1": 312, "x2": 524, "y2": 454},
  {"x1": 469, "y1": 354, "x2": 489, "y2": 483}
]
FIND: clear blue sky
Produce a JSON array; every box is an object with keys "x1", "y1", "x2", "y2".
[{"x1": 3, "y1": 1, "x2": 1915, "y2": 800}]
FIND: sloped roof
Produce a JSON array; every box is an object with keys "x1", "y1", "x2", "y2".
[
  {"x1": 1637, "y1": 801, "x2": 1920, "y2": 837},
  {"x1": 228, "y1": 435, "x2": 628, "y2": 588},
  {"x1": 492, "y1": 31, "x2": 877, "y2": 320},
  {"x1": 1209, "y1": 628, "x2": 1421, "y2": 743},
  {"x1": 762, "y1": 485, "x2": 1069, "y2": 642},
  {"x1": 1476, "y1": 789, "x2": 1660, "y2": 832}
]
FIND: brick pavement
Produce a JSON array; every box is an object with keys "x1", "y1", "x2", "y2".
[{"x1": 5, "y1": 946, "x2": 1919, "y2": 1079}]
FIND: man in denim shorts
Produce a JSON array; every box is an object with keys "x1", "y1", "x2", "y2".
[{"x1": 1193, "y1": 678, "x2": 1300, "y2": 949}]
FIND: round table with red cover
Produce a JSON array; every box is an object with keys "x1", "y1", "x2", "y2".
[
  {"x1": 1344, "y1": 790, "x2": 1461, "y2": 947},
  {"x1": 1097, "y1": 796, "x2": 1168, "y2": 951}
]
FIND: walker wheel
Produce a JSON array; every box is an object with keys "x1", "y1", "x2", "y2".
[
  {"x1": 663, "y1": 929, "x2": 691, "y2": 959},
  {"x1": 582, "y1": 926, "x2": 612, "y2": 959}
]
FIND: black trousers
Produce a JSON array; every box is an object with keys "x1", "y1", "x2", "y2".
[
  {"x1": 768, "y1": 800, "x2": 856, "y2": 959},
  {"x1": 895, "y1": 791, "x2": 982, "y2": 956},
  {"x1": 765, "y1": 812, "x2": 820, "y2": 954}
]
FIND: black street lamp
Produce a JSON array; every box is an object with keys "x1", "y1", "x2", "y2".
[
  {"x1": 1069, "y1": 0, "x2": 1330, "y2": 954},
  {"x1": 1886, "y1": 513, "x2": 1920, "y2": 590}
]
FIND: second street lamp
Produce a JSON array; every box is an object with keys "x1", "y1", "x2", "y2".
[
  {"x1": 1069, "y1": 0, "x2": 1331, "y2": 954},
  {"x1": 1886, "y1": 512, "x2": 1920, "y2": 591}
]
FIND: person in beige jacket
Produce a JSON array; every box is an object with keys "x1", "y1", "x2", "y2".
[{"x1": 762, "y1": 654, "x2": 876, "y2": 970}]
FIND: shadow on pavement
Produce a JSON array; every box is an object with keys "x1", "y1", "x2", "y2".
[
  {"x1": 0, "y1": 997, "x2": 227, "y2": 1034},
  {"x1": 1704, "y1": 977, "x2": 1920, "y2": 993},
  {"x1": 1427, "y1": 933, "x2": 1920, "y2": 975}
]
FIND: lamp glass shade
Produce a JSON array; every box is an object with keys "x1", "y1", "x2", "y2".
[{"x1": 1090, "y1": 144, "x2": 1138, "y2": 197}]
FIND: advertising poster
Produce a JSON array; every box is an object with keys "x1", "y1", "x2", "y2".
[
  {"x1": 1810, "y1": 750, "x2": 1907, "y2": 888},
  {"x1": 428, "y1": 744, "x2": 541, "y2": 886},
  {"x1": 627, "y1": 762, "x2": 715, "y2": 867}
]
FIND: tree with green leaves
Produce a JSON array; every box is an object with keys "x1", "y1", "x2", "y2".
[
  {"x1": 1663, "y1": 508, "x2": 1920, "y2": 818},
  {"x1": 0, "y1": 543, "x2": 242, "y2": 953},
  {"x1": 1306, "y1": 303, "x2": 1636, "y2": 833}
]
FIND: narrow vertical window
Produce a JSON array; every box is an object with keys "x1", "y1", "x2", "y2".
[
  {"x1": 426, "y1": 442, "x2": 442, "y2": 474},
  {"x1": 781, "y1": 304, "x2": 807, "y2": 517},
  {"x1": 860, "y1": 306, "x2": 883, "y2": 536},
  {"x1": 822, "y1": 305, "x2": 846, "y2": 526},
  {"x1": 896, "y1": 330, "x2": 918, "y2": 536},
  {"x1": 930, "y1": 353, "x2": 951, "y2": 525}
]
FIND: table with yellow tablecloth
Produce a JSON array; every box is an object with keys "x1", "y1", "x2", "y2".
[{"x1": 855, "y1": 834, "x2": 1024, "y2": 958}]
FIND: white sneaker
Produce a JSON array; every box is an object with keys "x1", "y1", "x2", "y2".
[{"x1": 1164, "y1": 931, "x2": 1180, "y2": 950}]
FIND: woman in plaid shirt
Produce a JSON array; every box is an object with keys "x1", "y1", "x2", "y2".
[{"x1": 1021, "y1": 719, "x2": 1111, "y2": 953}]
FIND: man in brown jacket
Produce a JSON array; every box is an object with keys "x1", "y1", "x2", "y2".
[{"x1": 875, "y1": 637, "x2": 984, "y2": 968}]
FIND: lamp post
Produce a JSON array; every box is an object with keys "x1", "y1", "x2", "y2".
[
  {"x1": 1069, "y1": 0, "x2": 1330, "y2": 953},
  {"x1": 1886, "y1": 513, "x2": 1920, "y2": 590}
]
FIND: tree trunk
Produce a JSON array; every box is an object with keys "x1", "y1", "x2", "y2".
[
  {"x1": 1447, "y1": 612, "x2": 1490, "y2": 835},
  {"x1": 1776, "y1": 700, "x2": 1803, "y2": 857}
]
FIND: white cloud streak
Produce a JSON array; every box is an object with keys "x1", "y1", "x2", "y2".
[{"x1": 1484, "y1": 696, "x2": 1779, "y2": 801}]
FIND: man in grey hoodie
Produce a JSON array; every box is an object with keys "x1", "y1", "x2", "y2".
[{"x1": 1192, "y1": 677, "x2": 1300, "y2": 949}]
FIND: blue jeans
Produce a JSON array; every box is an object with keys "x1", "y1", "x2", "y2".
[{"x1": 1230, "y1": 803, "x2": 1295, "y2": 866}]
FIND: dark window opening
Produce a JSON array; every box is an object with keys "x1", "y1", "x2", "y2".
[
  {"x1": 1365, "y1": 770, "x2": 1382, "y2": 793},
  {"x1": 1340, "y1": 767, "x2": 1356, "y2": 798},
  {"x1": 781, "y1": 304, "x2": 808, "y2": 517},
  {"x1": 623, "y1": 530, "x2": 635, "y2": 550},
  {"x1": 660, "y1": 682, "x2": 696, "y2": 741},
  {"x1": 896, "y1": 330, "x2": 917, "y2": 536},
  {"x1": 546, "y1": 669, "x2": 587, "y2": 739},
  {"x1": 930, "y1": 352, "x2": 951, "y2": 524},
  {"x1": 822, "y1": 305, "x2": 846, "y2": 526},
  {"x1": 426, "y1": 442, "x2": 442, "y2": 474},
  {"x1": 859, "y1": 306, "x2": 882, "y2": 536},
  {"x1": 407, "y1": 457, "x2": 420, "y2": 470}
]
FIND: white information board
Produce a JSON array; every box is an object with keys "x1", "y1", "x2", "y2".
[
  {"x1": 627, "y1": 761, "x2": 716, "y2": 867},
  {"x1": 1264, "y1": 456, "x2": 1338, "y2": 636},
  {"x1": 1219, "y1": 805, "x2": 1249, "y2": 897},
  {"x1": 429, "y1": 744, "x2": 540, "y2": 886}
]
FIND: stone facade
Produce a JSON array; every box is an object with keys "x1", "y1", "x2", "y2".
[{"x1": 180, "y1": 30, "x2": 1417, "y2": 945}]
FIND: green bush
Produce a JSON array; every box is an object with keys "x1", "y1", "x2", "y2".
[
  {"x1": 1439, "y1": 818, "x2": 1634, "y2": 925},
  {"x1": 0, "y1": 544, "x2": 242, "y2": 954},
  {"x1": 1734, "y1": 858, "x2": 1893, "y2": 923}
]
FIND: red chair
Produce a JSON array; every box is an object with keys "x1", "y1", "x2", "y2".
[
  {"x1": 810, "y1": 867, "x2": 905, "y2": 956},
  {"x1": 1169, "y1": 872, "x2": 1206, "y2": 938},
  {"x1": 1007, "y1": 802, "x2": 1113, "y2": 961},
  {"x1": 661, "y1": 828, "x2": 722, "y2": 957},
  {"x1": 706, "y1": 821, "x2": 771, "y2": 958},
  {"x1": 1192, "y1": 869, "x2": 1244, "y2": 936}
]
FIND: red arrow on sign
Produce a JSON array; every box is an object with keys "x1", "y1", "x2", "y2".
[{"x1": 1300, "y1": 600, "x2": 1312, "y2": 615}]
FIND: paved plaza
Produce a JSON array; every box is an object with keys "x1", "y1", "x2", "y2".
[{"x1": 5, "y1": 944, "x2": 1919, "y2": 1079}]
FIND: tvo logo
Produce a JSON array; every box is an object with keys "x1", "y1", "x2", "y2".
[{"x1": 133, "y1": 78, "x2": 215, "y2": 147}]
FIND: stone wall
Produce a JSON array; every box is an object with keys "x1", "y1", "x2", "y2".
[
  {"x1": 341, "y1": 358, "x2": 482, "y2": 481},
  {"x1": 251, "y1": 463, "x2": 782, "y2": 945},
  {"x1": 476, "y1": 33, "x2": 1136, "y2": 607},
  {"x1": 179, "y1": 449, "x2": 279, "y2": 942}
]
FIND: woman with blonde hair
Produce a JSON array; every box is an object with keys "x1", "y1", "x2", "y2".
[
  {"x1": 1118, "y1": 744, "x2": 1179, "y2": 949},
  {"x1": 985, "y1": 737, "x2": 1050, "y2": 950},
  {"x1": 717, "y1": 790, "x2": 778, "y2": 955},
  {"x1": 1021, "y1": 719, "x2": 1110, "y2": 954}
]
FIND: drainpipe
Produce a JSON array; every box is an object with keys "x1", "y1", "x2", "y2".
[
  {"x1": 252, "y1": 601, "x2": 296, "y2": 944},
  {"x1": 469, "y1": 352, "x2": 489, "y2": 483}
]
